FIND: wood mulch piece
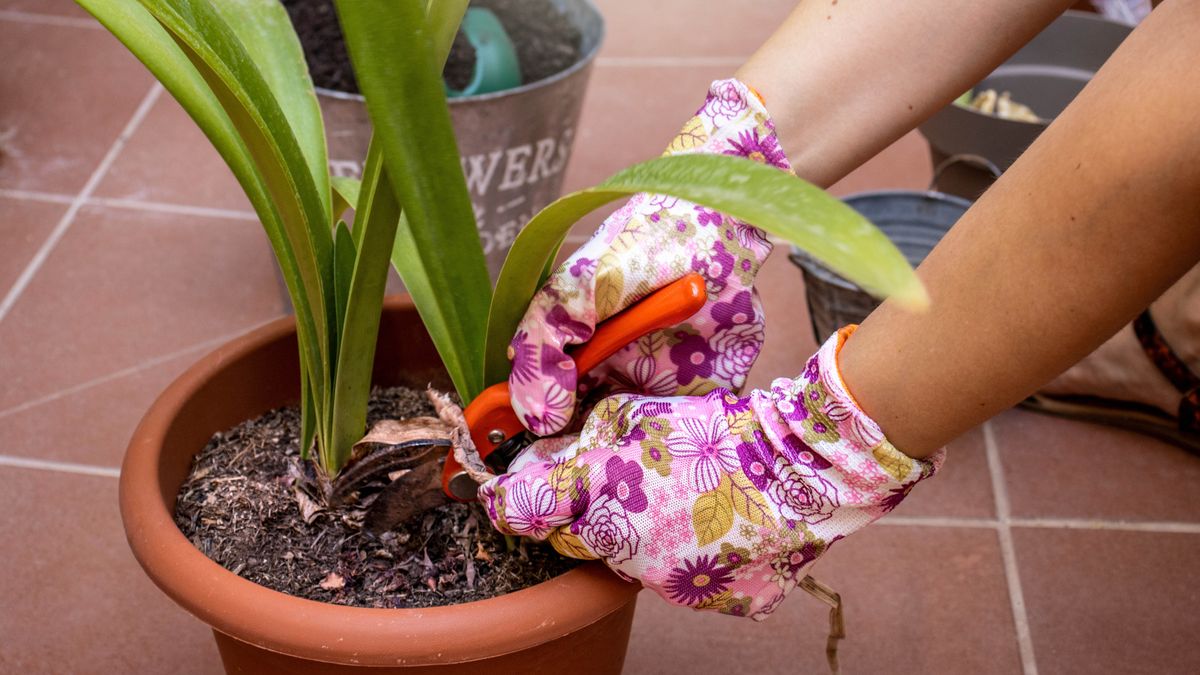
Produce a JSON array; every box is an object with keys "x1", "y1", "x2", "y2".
[{"x1": 174, "y1": 386, "x2": 578, "y2": 609}]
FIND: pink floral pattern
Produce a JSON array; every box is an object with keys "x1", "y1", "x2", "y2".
[
  {"x1": 508, "y1": 79, "x2": 792, "y2": 436},
  {"x1": 481, "y1": 330, "x2": 943, "y2": 620}
]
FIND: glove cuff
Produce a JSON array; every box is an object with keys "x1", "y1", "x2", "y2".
[{"x1": 818, "y1": 325, "x2": 945, "y2": 478}]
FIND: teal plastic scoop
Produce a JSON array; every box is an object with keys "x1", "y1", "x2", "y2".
[{"x1": 445, "y1": 8, "x2": 522, "y2": 98}]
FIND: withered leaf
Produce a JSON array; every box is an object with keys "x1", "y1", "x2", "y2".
[
  {"x1": 292, "y1": 485, "x2": 324, "y2": 525},
  {"x1": 426, "y1": 388, "x2": 494, "y2": 485},
  {"x1": 319, "y1": 572, "x2": 345, "y2": 590}
]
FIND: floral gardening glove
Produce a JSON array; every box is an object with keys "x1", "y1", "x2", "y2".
[
  {"x1": 509, "y1": 78, "x2": 791, "y2": 436},
  {"x1": 482, "y1": 329, "x2": 942, "y2": 619}
]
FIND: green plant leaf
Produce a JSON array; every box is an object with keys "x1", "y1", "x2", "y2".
[
  {"x1": 138, "y1": 0, "x2": 337, "y2": 446},
  {"x1": 79, "y1": 0, "x2": 331, "y2": 462},
  {"x1": 112, "y1": 2, "x2": 340, "y2": 468},
  {"x1": 209, "y1": 0, "x2": 330, "y2": 223},
  {"x1": 299, "y1": 367, "x2": 316, "y2": 461},
  {"x1": 425, "y1": 0, "x2": 469, "y2": 67},
  {"x1": 332, "y1": 219, "x2": 355, "y2": 350},
  {"x1": 335, "y1": 0, "x2": 491, "y2": 403},
  {"x1": 328, "y1": 143, "x2": 403, "y2": 471},
  {"x1": 484, "y1": 154, "x2": 927, "y2": 385},
  {"x1": 332, "y1": 176, "x2": 360, "y2": 222}
]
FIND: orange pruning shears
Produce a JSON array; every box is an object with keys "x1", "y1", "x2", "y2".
[{"x1": 441, "y1": 273, "x2": 708, "y2": 501}]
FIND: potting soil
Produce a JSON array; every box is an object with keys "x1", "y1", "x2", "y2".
[
  {"x1": 174, "y1": 385, "x2": 579, "y2": 609},
  {"x1": 283, "y1": 0, "x2": 583, "y2": 95}
]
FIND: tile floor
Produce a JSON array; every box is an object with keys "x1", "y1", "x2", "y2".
[{"x1": 1, "y1": 2, "x2": 1198, "y2": 674}]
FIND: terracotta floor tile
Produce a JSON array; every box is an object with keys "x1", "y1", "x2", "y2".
[
  {"x1": 0, "y1": 0, "x2": 88, "y2": 17},
  {"x1": 593, "y1": 0, "x2": 797, "y2": 58},
  {"x1": 1013, "y1": 527, "x2": 1200, "y2": 674},
  {"x1": 828, "y1": 130, "x2": 935, "y2": 197},
  {"x1": 0, "y1": 196, "x2": 64, "y2": 294},
  {"x1": 558, "y1": 62, "x2": 727, "y2": 243},
  {"x1": 0, "y1": 351, "x2": 198, "y2": 466},
  {"x1": 889, "y1": 425, "x2": 996, "y2": 520},
  {"x1": 626, "y1": 525, "x2": 1021, "y2": 674},
  {"x1": 0, "y1": 205, "x2": 286, "y2": 410},
  {"x1": 0, "y1": 467, "x2": 220, "y2": 673},
  {"x1": 0, "y1": 19, "x2": 153, "y2": 194},
  {"x1": 562, "y1": 63, "x2": 731, "y2": 195},
  {"x1": 95, "y1": 94, "x2": 252, "y2": 211},
  {"x1": 993, "y1": 408, "x2": 1200, "y2": 522}
]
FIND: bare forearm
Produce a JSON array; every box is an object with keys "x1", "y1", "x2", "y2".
[
  {"x1": 838, "y1": 0, "x2": 1200, "y2": 457},
  {"x1": 736, "y1": 0, "x2": 1073, "y2": 187}
]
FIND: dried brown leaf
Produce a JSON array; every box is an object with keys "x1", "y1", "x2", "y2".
[
  {"x1": 465, "y1": 555, "x2": 476, "y2": 589},
  {"x1": 351, "y1": 417, "x2": 452, "y2": 458},
  {"x1": 426, "y1": 388, "x2": 495, "y2": 485},
  {"x1": 292, "y1": 485, "x2": 324, "y2": 525},
  {"x1": 474, "y1": 541, "x2": 492, "y2": 563},
  {"x1": 319, "y1": 572, "x2": 345, "y2": 590},
  {"x1": 362, "y1": 458, "x2": 448, "y2": 535},
  {"x1": 330, "y1": 418, "x2": 452, "y2": 506}
]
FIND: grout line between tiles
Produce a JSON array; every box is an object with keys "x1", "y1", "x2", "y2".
[
  {"x1": 0, "y1": 188, "x2": 75, "y2": 204},
  {"x1": 87, "y1": 196, "x2": 258, "y2": 222},
  {"x1": 985, "y1": 420, "x2": 1040, "y2": 675},
  {"x1": 1, "y1": 188, "x2": 258, "y2": 221},
  {"x1": 1010, "y1": 518, "x2": 1200, "y2": 534},
  {"x1": 0, "y1": 84, "x2": 163, "y2": 324},
  {"x1": 876, "y1": 513, "x2": 1200, "y2": 534},
  {"x1": 0, "y1": 327, "x2": 248, "y2": 420},
  {"x1": 0, "y1": 454, "x2": 119, "y2": 478},
  {"x1": 0, "y1": 9, "x2": 102, "y2": 30}
]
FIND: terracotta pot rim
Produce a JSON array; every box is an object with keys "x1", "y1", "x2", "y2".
[{"x1": 119, "y1": 295, "x2": 639, "y2": 666}]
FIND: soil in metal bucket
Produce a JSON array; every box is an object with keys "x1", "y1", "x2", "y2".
[
  {"x1": 174, "y1": 385, "x2": 579, "y2": 609},
  {"x1": 283, "y1": 0, "x2": 584, "y2": 95}
]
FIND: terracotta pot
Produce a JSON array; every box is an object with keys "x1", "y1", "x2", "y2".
[{"x1": 120, "y1": 296, "x2": 640, "y2": 674}]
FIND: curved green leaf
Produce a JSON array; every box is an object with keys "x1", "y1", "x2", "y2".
[
  {"x1": 328, "y1": 139, "x2": 401, "y2": 471},
  {"x1": 211, "y1": 0, "x2": 330, "y2": 221},
  {"x1": 78, "y1": 0, "x2": 328, "y2": 454},
  {"x1": 425, "y1": 0, "x2": 469, "y2": 67},
  {"x1": 141, "y1": 1, "x2": 333, "y2": 348},
  {"x1": 484, "y1": 154, "x2": 927, "y2": 385},
  {"x1": 336, "y1": 0, "x2": 491, "y2": 402},
  {"x1": 139, "y1": 0, "x2": 339, "y2": 448},
  {"x1": 332, "y1": 219, "x2": 355, "y2": 348},
  {"x1": 331, "y1": 176, "x2": 361, "y2": 223}
]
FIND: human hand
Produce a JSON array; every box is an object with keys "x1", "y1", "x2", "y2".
[
  {"x1": 508, "y1": 78, "x2": 793, "y2": 436},
  {"x1": 483, "y1": 329, "x2": 940, "y2": 619}
]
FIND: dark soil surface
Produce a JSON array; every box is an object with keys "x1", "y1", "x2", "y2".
[
  {"x1": 175, "y1": 386, "x2": 578, "y2": 609},
  {"x1": 283, "y1": 0, "x2": 583, "y2": 95}
]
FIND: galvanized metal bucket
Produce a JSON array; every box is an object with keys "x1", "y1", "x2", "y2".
[
  {"x1": 790, "y1": 170, "x2": 974, "y2": 343},
  {"x1": 317, "y1": 0, "x2": 604, "y2": 280},
  {"x1": 918, "y1": 10, "x2": 1131, "y2": 199}
]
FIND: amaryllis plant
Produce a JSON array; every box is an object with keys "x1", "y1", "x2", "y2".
[{"x1": 78, "y1": 0, "x2": 925, "y2": 484}]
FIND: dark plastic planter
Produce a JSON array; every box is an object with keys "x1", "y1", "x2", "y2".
[
  {"x1": 119, "y1": 296, "x2": 639, "y2": 674},
  {"x1": 918, "y1": 10, "x2": 1132, "y2": 199}
]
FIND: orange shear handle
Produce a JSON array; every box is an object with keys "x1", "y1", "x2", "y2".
[{"x1": 443, "y1": 273, "x2": 708, "y2": 500}]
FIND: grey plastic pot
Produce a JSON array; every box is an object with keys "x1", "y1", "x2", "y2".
[
  {"x1": 318, "y1": 0, "x2": 604, "y2": 280},
  {"x1": 918, "y1": 9, "x2": 1132, "y2": 199}
]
